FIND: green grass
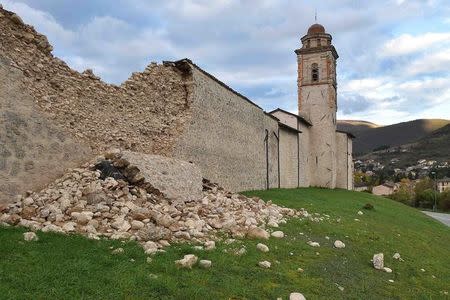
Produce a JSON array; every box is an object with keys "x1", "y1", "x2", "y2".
[{"x1": 1, "y1": 188, "x2": 449, "y2": 299}]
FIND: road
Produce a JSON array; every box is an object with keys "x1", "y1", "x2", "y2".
[{"x1": 422, "y1": 211, "x2": 450, "y2": 227}]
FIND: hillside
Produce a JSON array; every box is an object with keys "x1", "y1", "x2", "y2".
[
  {"x1": 1, "y1": 188, "x2": 449, "y2": 299},
  {"x1": 338, "y1": 119, "x2": 450, "y2": 155},
  {"x1": 362, "y1": 123, "x2": 450, "y2": 167}
]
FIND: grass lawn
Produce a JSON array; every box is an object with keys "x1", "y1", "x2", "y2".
[{"x1": 1, "y1": 188, "x2": 449, "y2": 299}]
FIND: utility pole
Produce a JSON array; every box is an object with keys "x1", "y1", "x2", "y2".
[{"x1": 431, "y1": 171, "x2": 437, "y2": 211}]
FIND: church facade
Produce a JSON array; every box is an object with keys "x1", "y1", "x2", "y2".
[{"x1": 172, "y1": 23, "x2": 354, "y2": 191}]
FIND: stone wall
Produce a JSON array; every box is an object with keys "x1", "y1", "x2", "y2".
[
  {"x1": 0, "y1": 7, "x2": 198, "y2": 202},
  {"x1": 298, "y1": 122, "x2": 311, "y2": 187},
  {"x1": 279, "y1": 127, "x2": 298, "y2": 188},
  {"x1": 0, "y1": 58, "x2": 91, "y2": 203},
  {"x1": 0, "y1": 7, "x2": 193, "y2": 157},
  {"x1": 173, "y1": 62, "x2": 279, "y2": 192}
]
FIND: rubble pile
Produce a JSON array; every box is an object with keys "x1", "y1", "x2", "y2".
[{"x1": 0, "y1": 151, "x2": 307, "y2": 252}]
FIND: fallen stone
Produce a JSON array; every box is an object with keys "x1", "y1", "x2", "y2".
[
  {"x1": 373, "y1": 253, "x2": 384, "y2": 270},
  {"x1": 247, "y1": 227, "x2": 270, "y2": 240},
  {"x1": 393, "y1": 253, "x2": 402, "y2": 260},
  {"x1": 289, "y1": 292, "x2": 306, "y2": 300},
  {"x1": 23, "y1": 232, "x2": 38, "y2": 241},
  {"x1": 271, "y1": 231, "x2": 284, "y2": 238},
  {"x1": 204, "y1": 240, "x2": 215, "y2": 251},
  {"x1": 383, "y1": 267, "x2": 392, "y2": 273},
  {"x1": 334, "y1": 240, "x2": 345, "y2": 248},
  {"x1": 112, "y1": 248, "x2": 124, "y2": 254},
  {"x1": 357, "y1": 211, "x2": 364, "y2": 215},
  {"x1": 256, "y1": 243, "x2": 269, "y2": 252},
  {"x1": 175, "y1": 254, "x2": 198, "y2": 268},
  {"x1": 143, "y1": 241, "x2": 158, "y2": 255},
  {"x1": 258, "y1": 261, "x2": 271, "y2": 268},
  {"x1": 199, "y1": 259, "x2": 212, "y2": 268},
  {"x1": 307, "y1": 241, "x2": 320, "y2": 247}
]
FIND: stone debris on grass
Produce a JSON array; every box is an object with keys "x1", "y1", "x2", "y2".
[
  {"x1": 23, "y1": 231, "x2": 38, "y2": 241},
  {"x1": 193, "y1": 246, "x2": 204, "y2": 251},
  {"x1": 247, "y1": 227, "x2": 270, "y2": 240},
  {"x1": 334, "y1": 240, "x2": 345, "y2": 248},
  {"x1": 204, "y1": 241, "x2": 215, "y2": 251},
  {"x1": 420, "y1": 268, "x2": 426, "y2": 272},
  {"x1": 357, "y1": 211, "x2": 364, "y2": 215},
  {"x1": 393, "y1": 253, "x2": 401, "y2": 260},
  {"x1": 258, "y1": 261, "x2": 271, "y2": 268},
  {"x1": 335, "y1": 283, "x2": 344, "y2": 291},
  {"x1": 143, "y1": 241, "x2": 159, "y2": 255},
  {"x1": 256, "y1": 243, "x2": 269, "y2": 252},
  {"x1": 297, "y1": 268, "x2": 304, "y2": 273},
  {"x1": 289, "y1": 292, "x2": 306, "y2": 300},
  {"x1": 1, "y1": 151, "x2": 309, "y2": 254},
  {"x1": 325, "y1": 236, "x2": 330, "y2": 240},
  {"x1": 373, "y1": 253, "x2": 384, "y2": 270},
  {"x1": 388, "y1": 279, "x2": 394, "y2": 283},
  {"x1": 307, "y1": 241, "x2": 320, "y2": 247},
  {"x1": 112, "y1": 248, "x2": 124, "y2": 254},
  {"x1": 175, "y1": 254, "x2": 198, "y2": 268},
  {"x1": 271, "y1": 231, "x2": 284, "y2": 238},
  {"x1": 146, "y1": 257, "x2": 153, "y2": 263},
  {"x1": 234, "y1": 247, "x2": 247, "y2": 256},
  {"x1": 383, "y1": 267, "x2": 392, "y2": 273},
  {"x1": 199, "y1": 260, "x2": 212, "y2": 268}
]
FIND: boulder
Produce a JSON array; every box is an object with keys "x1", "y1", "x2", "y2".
[
  {"x1": 334, "y1": 240, "x2": 345, "y2": 248},
  {"x1": 199, "y1": 260, "x2": 212, "y2": 268},
  {"x1": 256, "y1": 243, "x2": 269, "y2": 252},
  {"x1": 373, "y1": 253, "x2": 384, "y2": 270},
  {"x1": 290, "y1": 293, "x2": 306, "y2": 300},
  {"x1": 23, "y1": 232, "x2": 38, "y2": 241},
  {"x1": 271, "y1": 231, "x2": 284, "y2": 238},
  {"x1": 258, "y1": 261, "x2": 271, "y2": 268},
  {"x1": 175, "y1": 254, "x2": 198, "y2": 268},
  {"x1": 204, "y1": 241, "x2": 215, "y2": 251},
  {"x1": 247, "y1": 227, "x2": 270, "y2": 240}
]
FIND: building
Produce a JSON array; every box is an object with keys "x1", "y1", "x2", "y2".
[
  {"x1": 372, "y1": 182, "x2": 397, "y2": 196},
  {"x1": 437, "y1": 177, "x2": 450, "y2": 193},
  {"x1": 0, "y1": 7, "x2": 353, "y2": 203}
]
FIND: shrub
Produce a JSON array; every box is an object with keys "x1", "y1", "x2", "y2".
[
  {"x1": 416, "y1": 189, "x2": 438, "y2": 209},
  {"x1": 363, "y1": 203, "x2": 374, "y2": 210},
  {"x1": 438, "y1": 190, "x2": 450, "y2": 211}
]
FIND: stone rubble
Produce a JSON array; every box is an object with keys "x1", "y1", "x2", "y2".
[
  {"x1": 258, "y1": 261, "x2": 271, "y2": 268},
  {"x1": 23, "y1": 231, "x2": 38, "y2": 241},
  {"x1": 289, "y1": 292, "x2": 306, "y2": 300},
  {"x1": 199, "y1": 259, "x2": 212, "y2": 268},
  {"x1": 307, "y1": 241, "x2": 320, "y2": 247},
  {"x1": 256, "y1": 243, "x2": 269, "y2": 252},
  {"x1": 175, "y1": 254, "x2": 198, "y2": 268},
  {"x1": 271, "y1": 231, "x2": 284, "y2": 238},
  {"x1": 334, "y1": 240, "x2": 345, "y2": 249},
  {"x1": 373, "y1": 253, "x2": 384, "y2": 270},
  {"x1": 0, "y1": 151, "x2": 308, "y2": 253}
]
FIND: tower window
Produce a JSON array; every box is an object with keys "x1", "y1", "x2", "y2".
[{"x1": 312, "y1": 63, "x2": 319, "y2": 82}]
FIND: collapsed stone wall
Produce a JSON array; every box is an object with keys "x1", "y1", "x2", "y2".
[
  {"x1": 0, "y1": 7, "x2": 193, "y2": 156},
  {"x1": 0, "y1": 7, "x2": 196, "y2": 202},
  {"x1": 0, "y1": 58, "x2": 91, "y2": 203}
]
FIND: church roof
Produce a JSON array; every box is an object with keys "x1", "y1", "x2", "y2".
[
  {"x1": 336, "y1": 130, "x2": 356, "y2": 139},
  {"x1": 269, "y1": 108, "x2": 313, "y2": 127},
  {"x1": 307, "y1": 23, "x2": 326, "y2": 35}
]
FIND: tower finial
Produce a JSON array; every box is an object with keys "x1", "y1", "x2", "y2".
[{"x1": 315, "y1": 9, "x2": 317, "y2": 22}]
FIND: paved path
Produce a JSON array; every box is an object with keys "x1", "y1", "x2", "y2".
[{"x1": 422, "y1": 211, "x2": 450, "y2": 227}]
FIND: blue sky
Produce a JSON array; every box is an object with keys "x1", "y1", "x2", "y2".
[{"x1": 2, "y1": 0, "x2": 450, "y2": 125}]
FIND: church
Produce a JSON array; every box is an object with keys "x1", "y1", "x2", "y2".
[
  {"x1": 171, "y1": 23, "x2": 354, "y2": 191},
  {"x1": 0, "y1": 8, "x2": 354, "y2": 203}
]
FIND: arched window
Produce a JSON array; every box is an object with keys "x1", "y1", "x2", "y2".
[{"x1": 311, "y1": 63, "x2": 319, "y2": 82}]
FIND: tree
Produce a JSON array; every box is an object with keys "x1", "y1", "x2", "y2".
[
  {"x1": 390, "y1": 179, "x2": 414, "y2": 205},
  {"x1": 413, "y1": 177, "x2": 434, "y2": 207},
  {"x1": 438, "y1": 190, "x2": 450, "y2": 211}
]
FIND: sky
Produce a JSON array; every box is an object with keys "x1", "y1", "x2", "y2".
[{"x1": 2, "y1": 0, "x2": 450, "y2": 125}]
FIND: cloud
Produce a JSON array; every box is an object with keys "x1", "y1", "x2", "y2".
[{"x1": 381, "y1": 32, "x2": 450, "y2": 56}]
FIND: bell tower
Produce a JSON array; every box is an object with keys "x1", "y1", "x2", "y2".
[{"x1": 295, "y1": 23, "x2": 339, "y2": 188}]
